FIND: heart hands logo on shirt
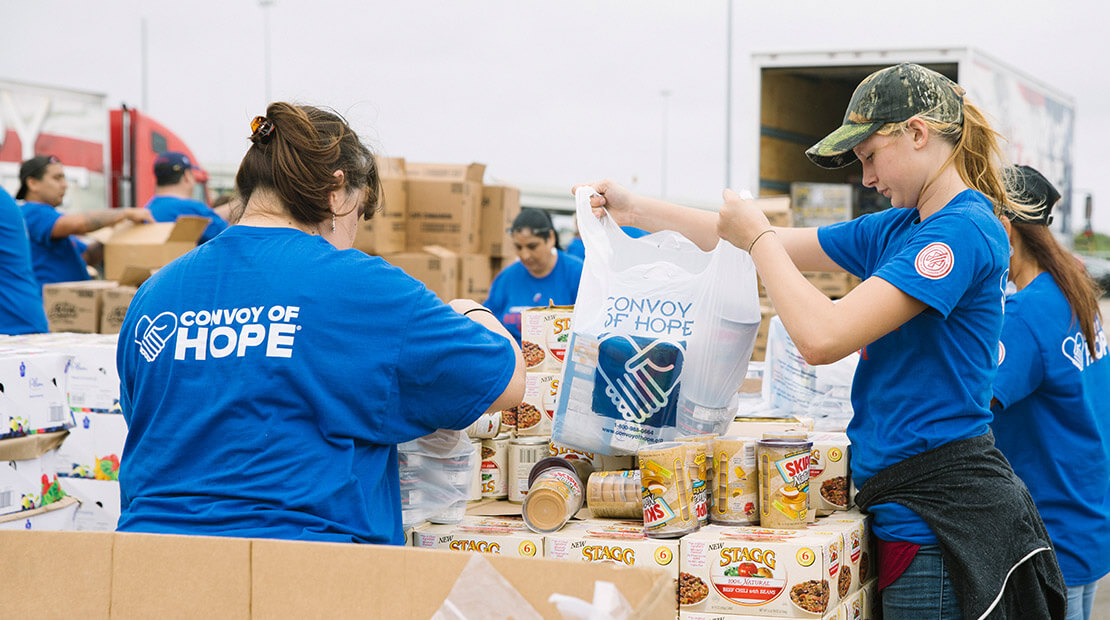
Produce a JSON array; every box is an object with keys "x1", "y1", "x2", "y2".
[
  {"x1": 596, "y1": 335, "x2": 683, "y2": 423},
  {"x1": 135, "y1": 312, "x2": 179, "y2": 363}
]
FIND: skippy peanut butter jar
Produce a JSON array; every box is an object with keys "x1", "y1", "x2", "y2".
[
  {"x1": 679, "y1": 525, "x2": 844, "y2": 616},
  {"x1": 639, "y1": 441, "x2": 701, "y2": 538},
  {"x1": 758, "y1": 436, "x2": 812, "y2": 529}
]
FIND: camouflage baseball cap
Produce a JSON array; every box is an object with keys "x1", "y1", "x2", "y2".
[{"x1": 805, "y1": 63, "x2": 965, "y2": 169}]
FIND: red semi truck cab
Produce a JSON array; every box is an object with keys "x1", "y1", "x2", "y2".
[
  {"x1": 0, "y1": 79, "x2": 207, "y2": 212},
  {"x1": 110, "y1": 106, "x2": 209, "y2": 209}
]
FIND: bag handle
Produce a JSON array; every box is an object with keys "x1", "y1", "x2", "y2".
[{"x1": 574, "y1": 186, "x2": 625, "y2": 264}]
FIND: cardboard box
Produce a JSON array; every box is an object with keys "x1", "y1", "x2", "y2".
[
  {"x1": 680, "y1": 524, "x2": 845, "y2": 616},
  {"x1": 458, "y1": 253, "x2": 493, "y2": 302},
  {"x1": 808, "y1": 433, "x2": 852, "y2": 515},
  {"x1": 64, "y1": 337, "x2": 122, "y2": 414},
  {"x1": 790, "y1": 183, "x2": 854, "y2": 228},
  {"x1": 0, "y1": 495, "x2": 78, "y2": 531},
  {"x1": 0, "y1": 350, "x2": 72, "y2": 436},
  {"x1": 405, "y1": 162, "x2": 485, "y2": 253},
  {"x1": 481, "y1": 184, "x2": 521, "y2": 258},
  {"x1": 545, "y1": 519, "x2": 680, "y2": 582},
  {"x1": 383, "y1": 245, "x2": 459, "y2": 301},
  {"x1": 0, "y1": 530, "x2": 677, "y2": 619},
  {"x1": 42, "y1": 280, "x2": 119, "y2": 333},
  {"x1": 98, "y1": 267, "x2": 150, "y2": 334},
  {"x1": 807, "y1": 510, "x2": 873, "y2": 596},
  {"x1": 103, "y1": 216, "x2": 208, "y2": 281},
  {"x1": 756, "y1": 196, "x2": 793, "y2": 228},
  {"x1": 354, "y1": 156, "x2": 407, "y2": 255},
  {"x1": 411, "y1": 516, "x2": 544, "y2": 557},
  {"x1": 60, "y1": 477, "x2": 121, "y2": 531},
  {"x1": 513, "y1": 371, "x2": 559, "y2": 437},
  {"x1": 0, "y1": 431, "x2": 67, "y2": 516},
  {"x1": 55, "y1": 411, "x2": 127, "y2": 480}
]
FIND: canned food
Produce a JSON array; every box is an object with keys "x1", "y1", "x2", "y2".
[
  {"x1": 710, "y1": 435, "x2": 759, "y2": 525},
  {"x1": 508, "y1": 436, "x2": 550, "y2": 503},
  {"x1": 521, "y1": 305, "x2": 574, "y2": 373},
  {"x1": 758, "y1": 436, "x2": 813, "y2": 529},
  {"x1": 680, "y1": 442, "x2": 709, "y2": 525},
  {"x1": 638, "y1": 441, "x2": 699, "y2": 539},
  {"x1": 549, "y1": 441, "x2": 636, "y2": 475},
  {"x1": 676, "y1": 434, "x2": 717, "y2": 483},
  {"x1": 465, "y1": 411, "x2": 502, "y2": 439},
  {"x1": 480, "y1": 433, "x2": 511, "y2": 499},
  {"x1": 522, "y1": 457, "x2": 584, "y2": 533},
  {"x1": 586, "y1": 470, "x2": 642, "y2": 519}
]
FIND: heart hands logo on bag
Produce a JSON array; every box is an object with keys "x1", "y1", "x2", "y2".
[{"x1": 594, "y1": 335, "x2": 684, "y2": 423}]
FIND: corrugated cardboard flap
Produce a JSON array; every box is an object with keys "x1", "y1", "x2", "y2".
[
  {"x1": 117, "y1": 266, "x2": 155, "y2": 287},
  {"x1": 406, "y1": 162, "x2": 486, "y2": 183},
  {"x1": 0, "y1": 495, "x2": 78, "y2": 524},
  {"x1": 0, "y1": 429, "x2": 69, "y2": 461},
  {"x1": 166, "y1": 216, "x2": 210, "y2": 243}
]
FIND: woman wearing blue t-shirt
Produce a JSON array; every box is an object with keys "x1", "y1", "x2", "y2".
[
  {"x1": 116, "y1": 103, "x2": 524, "y2": 545},
  {"x1": 578, "y1": 64, "x2": 1065, "y2": 619},
  {"x1": 991, "y1": 166, "x2": 1110, "y2": 620},
  {"x1": 484, "y1": 208, "x2": 583, "y2": 342}
]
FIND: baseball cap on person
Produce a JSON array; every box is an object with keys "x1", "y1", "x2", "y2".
[
  {"x1": 806, "y1": 63, "x2": 966, "y2": 169},
  {"x1": 1006, "y1": 165, "x2": 1060, "y2": 226},
  {"x1": 153, "y1": 151, "x2": 195, "y2": 182},
  {"x1": 16, "y1": 155, "x2": 60, "y2": 200}
]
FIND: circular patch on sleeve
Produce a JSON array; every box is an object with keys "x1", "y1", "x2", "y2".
[{"x1": 914, "y1": 242, "x2": 954, "y2": 279}]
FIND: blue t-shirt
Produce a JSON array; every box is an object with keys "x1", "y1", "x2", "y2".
[
  {"x1": 818, "y1": 189, "x2": 1009, "y2": 544},
  {"x1": 566, "y1": 227, "x2": 647, "y2": 260},
  {"x1": 0, "y1": 188, "x2": 48, "y2": 334},
  {"x1": 145, "y1": 195, "x2": 228, "y2": 244},
  {"x1": 991, "y1": 273, "x2": 1110, "y2": 586},
  {"x1": 116, "y1": 225, "x2": 517, "y2": 544},
  {"x1": 484, "y1": 249, "x2": 584, "y2": 342},
  {"x1": 21, "y1": 201, "x2": 90, "y2": 285}
]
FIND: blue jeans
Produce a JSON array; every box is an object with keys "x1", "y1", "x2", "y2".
[
  {"x1": 1065, "y1": 582, "x2": 1098, "y2": 620},
  {"x1": 881, "y1": 545, "x2": 962, "y2": 620}
]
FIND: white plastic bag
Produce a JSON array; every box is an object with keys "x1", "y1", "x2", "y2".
[
  {"x1": 552, "y1": 187, "x2": 760, "y2": 455},
  {"x1": 761, "y1": 315, "x2": 857, "y2": 431},
  {"x1": 397, "y1": 429, "x2": 476, "y2": 528}
]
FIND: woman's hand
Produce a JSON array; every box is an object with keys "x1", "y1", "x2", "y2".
[
  {"x1": 571, "y1": 179, "x2": 637, "y2": 227},
  {"x1": 718, "y1": 189, "x2": 772, "y2": 251}
]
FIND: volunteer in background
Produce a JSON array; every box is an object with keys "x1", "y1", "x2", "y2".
[
  {"x1": 485, "y1": 207, "x2": 584, "y2": 342},
  {"x1": 117, "y1": 103, "x2": 524, "y2": 545},
  {"x1": 0, "y1": 186, "x2": 47, "y2": 334},
  {"x1": 18, "y1": 154, "x2": 153, "y2": 286},
  {"x1": 991, "y1": 165, "x2": 1110, "y2": 620},
  {"x1": 577, "y1": 64, "x2": 1065, "y2": 619},
  {"x1": 144, "y1": 151, "x2": 229, "y2": 243}
]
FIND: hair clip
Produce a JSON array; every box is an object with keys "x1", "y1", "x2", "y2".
[{"x1": 250, "y1": 116, "x2": 276, "y2": 145}]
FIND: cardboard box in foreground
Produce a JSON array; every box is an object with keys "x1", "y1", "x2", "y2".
[
  {"x1": 0, "y1": 530, "x2": 677, "y2": 619},
  {"x1": 103, "y1": 216, "x2": 207, "y2": 281}
]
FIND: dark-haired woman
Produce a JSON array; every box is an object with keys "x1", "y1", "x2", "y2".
[
  {"x1": 991, "y1": 166, "x2": 1110, "y2": 620},
  {"x1": 484, "y1": 208, "x2": 584, "y2": 342},
  {"x1": 116, "y1": 104, "x2": 524, "y2": 544}
]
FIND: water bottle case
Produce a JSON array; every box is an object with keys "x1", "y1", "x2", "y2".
[{"x1": 552, "y1": 188, "x2": 761, "y2": 456}]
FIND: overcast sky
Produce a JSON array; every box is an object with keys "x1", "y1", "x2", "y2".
[{"x1": 3, "y1": 1, "x2": 1109, "y2": 230}]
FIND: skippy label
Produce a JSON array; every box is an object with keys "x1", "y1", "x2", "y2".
[
  {"x1": 775, "y1": 451, "x2": 811, "y2": 489},
  {"x1": 133, "y1": 305, "x2": 302, "y2": 363}
]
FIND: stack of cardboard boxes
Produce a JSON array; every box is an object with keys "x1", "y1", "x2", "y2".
[
  {"x1": 42, "y1": 216, "x2": 208, "y2": 335},
  {"x1": 0, "y1": 341, "x2": 80, "y2": 530},
  {"x1": 0, "y1": 333, "x2": 127, "y2": 531},
  {"x1": 355, "y1": 158, "x2": 520, "y2": 302}
]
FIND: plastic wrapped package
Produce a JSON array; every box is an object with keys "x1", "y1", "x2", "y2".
[
  {"x1": 398, "y1": 430, "x2": 477, "y2": 528},
  {"x1": 761, "y1": 315, "x2": 857, "y2": 431}
]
